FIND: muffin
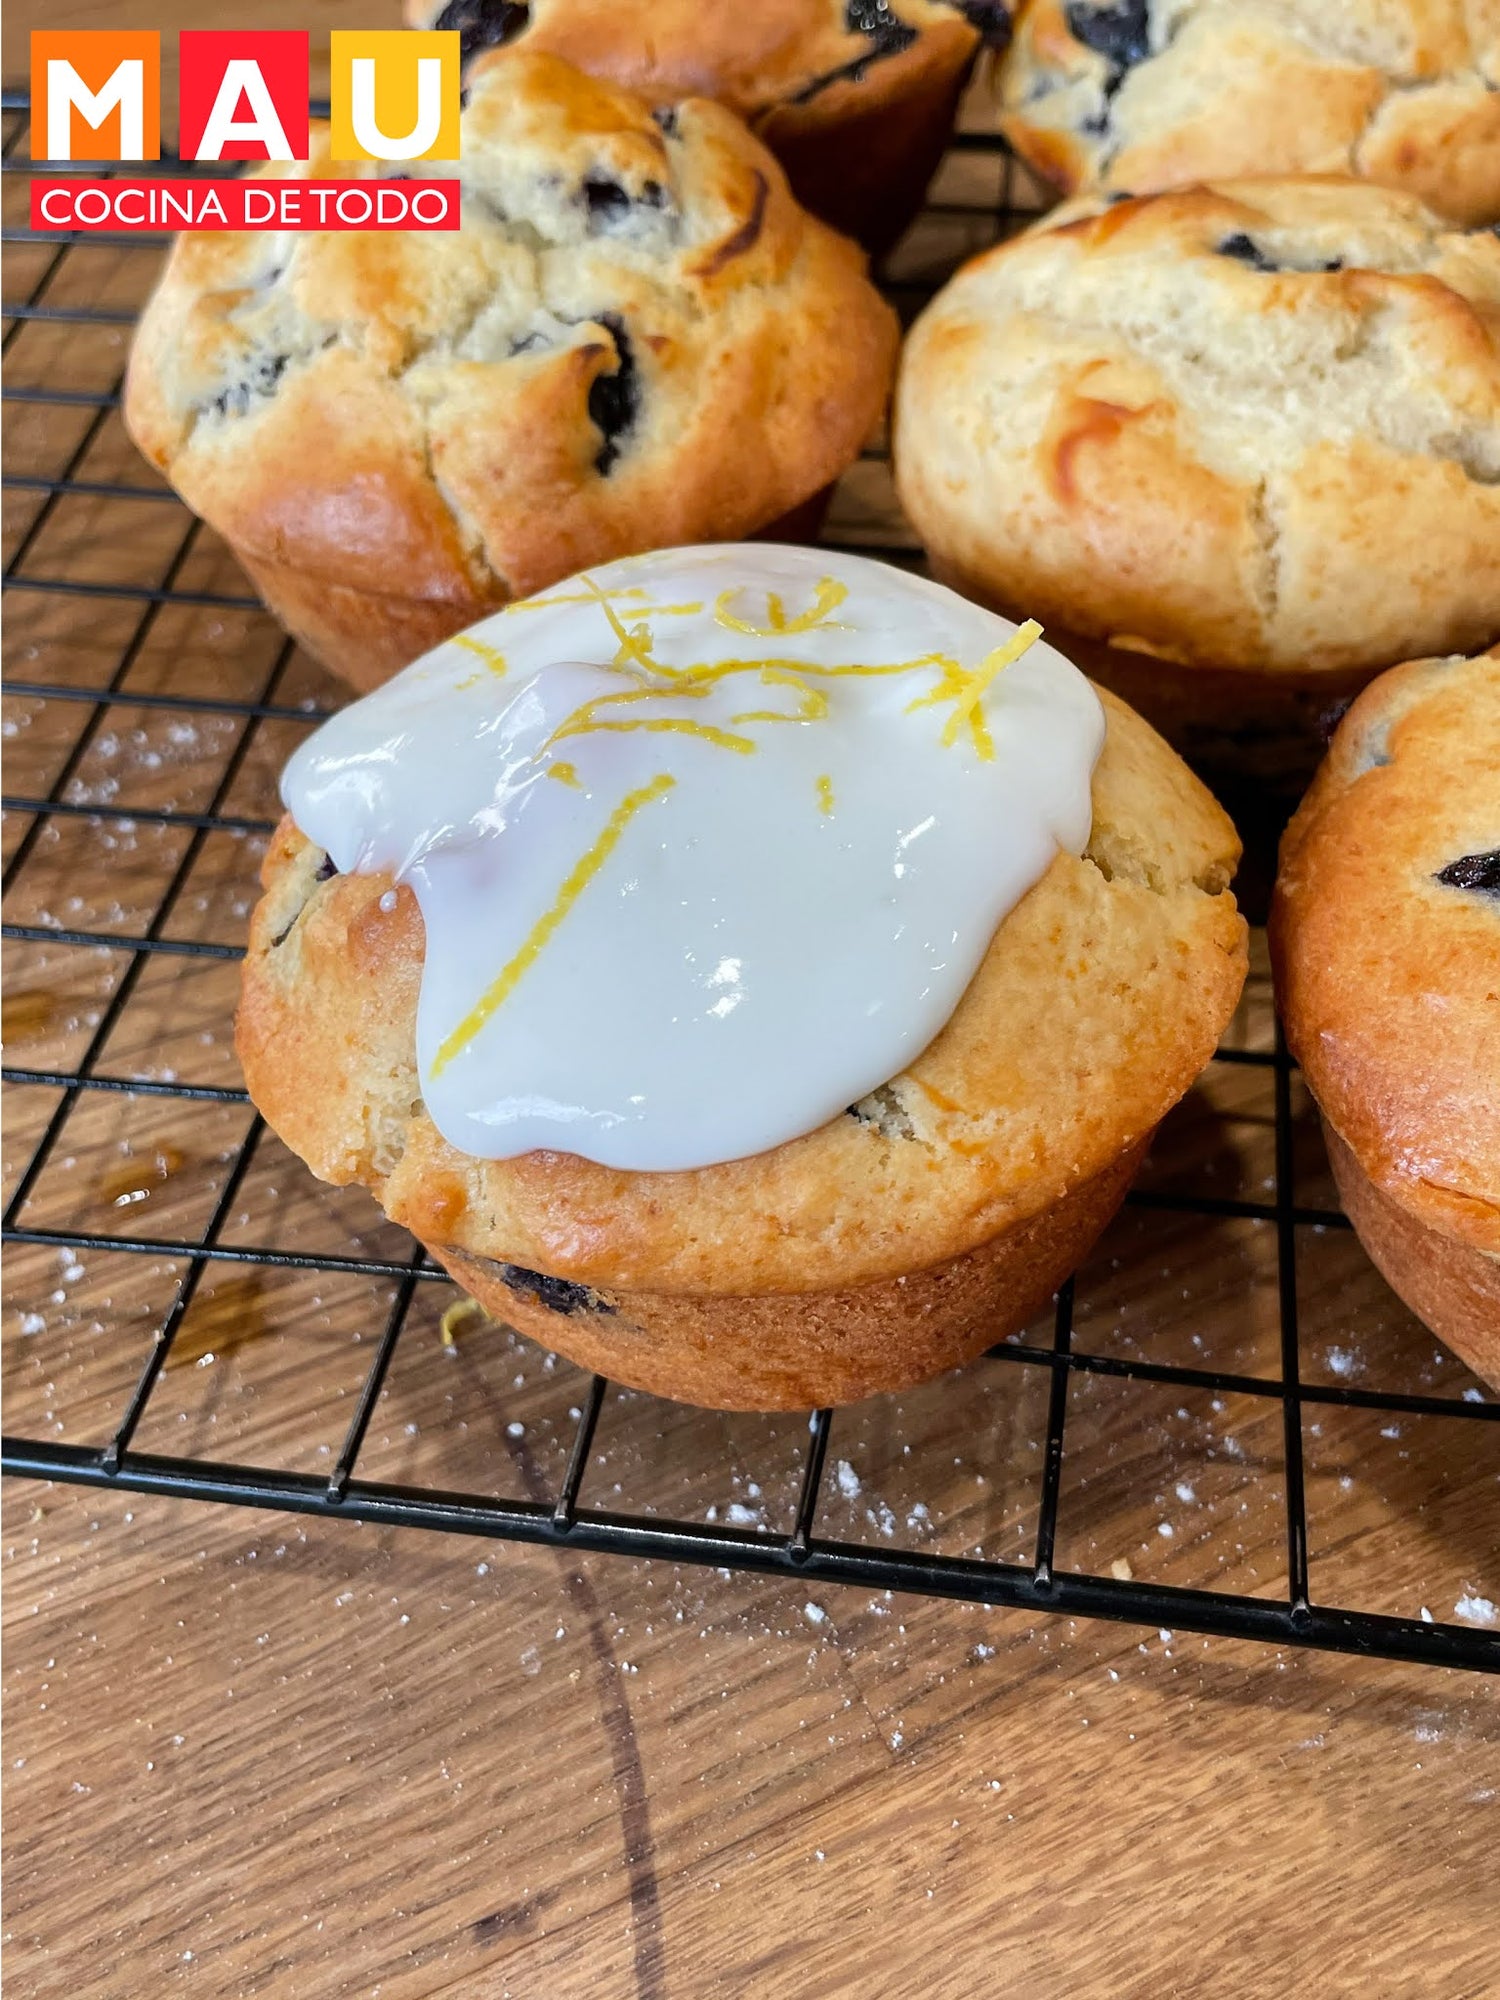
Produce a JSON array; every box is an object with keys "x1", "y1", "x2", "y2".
[
  {"x1": 406, "y1": 0, "x2": 1015, "y2": 250},
  {"x1": 1271, "y1": 648, "x2": 1500, "y2": 1385},
  {"x1": 893, "y1": 176, "x2": 1500, "y2": 878},
  {"x1": 236, "y1": 544, "x2": 1247, "y2": 1411},
  {"x1": 124, "y1": 51, "x2": 899, "y2": 695},
  {"x1": 998, "y1": 0, "x2": 1500, "y2": 227}
]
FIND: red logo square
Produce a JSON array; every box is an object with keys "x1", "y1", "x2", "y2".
[{"x1": 179, "y1": 32, "x2": 309, "y2": 163}]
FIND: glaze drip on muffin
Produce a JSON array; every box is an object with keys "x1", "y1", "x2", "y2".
[{"x1": 279, "y1": 546, "x2": 1105, "y2": 1173}]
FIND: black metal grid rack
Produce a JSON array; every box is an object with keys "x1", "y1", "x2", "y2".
[{"x1": 3, "y1": 90, "x2": 1496, "y2": 1675}]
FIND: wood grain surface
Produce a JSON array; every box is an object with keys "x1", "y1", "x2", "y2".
[{"x1": 3, "y1": 18, "x2": 1498, "y2": 1999}]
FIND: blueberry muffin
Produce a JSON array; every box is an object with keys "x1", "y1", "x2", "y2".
[
  {"x1": 999, "y1": 0, "x2": 1500, "y2": 227},
  {"x1": 124, "y1": 51, "x2": 899, "y2": 694},
  {"x1": 405, "y1": 0, "x2": 1016, "y2": 250},
  {"x1": 1272, "y1": 648, "x2": 1500, "y2": 1385},
  {"x1": 236, "y1": 546, "x2": 1247, "y2": 1411},
  {"x1": 893, "y1": 177, "x2": 1500, "y2": 838}
]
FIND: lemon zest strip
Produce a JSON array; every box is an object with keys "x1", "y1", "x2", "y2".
[
  {"x1": 544, "y1": 685, "x2": 755, "y2": 757},
  {"x1": 904, "y1": 660, "x2": 967, "y2": 714},
  {"x1": 432, "y1": 773, "x2": 676, "y2": 1077},
  {"x1": 543, "y1": 685, "x2": 699, "y2": 755},
  {"x1": 714, "y1": 576, "x2": 849, "y2": 637},
  {"x1": 670, "y1": 653, "x2": 951, "y2": 690},
  {"x1": 939, "y1": 621, "x2": 1042, "y2": 756},
  {"x1": 578, "y1": 574, "x2": 665, "y2": 677},
  {"x1": 451, "y1": 633, "x2": 509, "y2": 677},
  {"x1": 562, "y1": 717, "x2": 756, "y2": 754},
  {"x1": 730, "y1": 665, "x2": 832, "y2": 727},
  {"x1": 440, "y1": 1297, "x2": 486, "y2": 1346},
  {"x1": 508, "y1": 584, "x2": 703, "y2": 617}
]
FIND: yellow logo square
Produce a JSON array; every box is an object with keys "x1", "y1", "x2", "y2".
[{"x1": 329, "y1": 30, "x2": 460, "y2": 163}]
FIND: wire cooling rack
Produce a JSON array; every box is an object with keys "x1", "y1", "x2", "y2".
[{"x1": 3, "y1": 91, "x2": 1497, "y2": 1674}]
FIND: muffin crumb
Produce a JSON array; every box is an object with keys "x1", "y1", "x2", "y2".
[{"x1": 848, "y1": 1084, "x2": 917, "y2": 1140}]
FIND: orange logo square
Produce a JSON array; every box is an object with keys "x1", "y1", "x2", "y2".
[{"x1": 31, "y1": 31, "x2": 161, "y2": 162}]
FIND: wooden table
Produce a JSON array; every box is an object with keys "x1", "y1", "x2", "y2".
[{"x1": 3, "y1": 9, "x2": 1497, "y2": 1996}]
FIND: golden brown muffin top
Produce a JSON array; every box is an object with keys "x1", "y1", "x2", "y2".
[
  {"x1": 237, "y1": 684, "x2": 1246, "y2": 1297},
  {"x1": 124, "y1": 51, "x2": 898, "y2": 611},
  {"x1": 1273, "y1": 647, "x2": 1500, "y2": 1255},
  {"x1": 894, "y1": 178, "x2": 1500, "y2": 676},
  {"x1": 998, "y1": 0, "x2": 1500, "y2": 225}
]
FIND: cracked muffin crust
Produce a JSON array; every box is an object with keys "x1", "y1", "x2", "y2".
[
  {"x1": 893, "y1": 178, "x2": 1500, "y2": 798},
  {"x1": 123, "y1": 51, "x2": 899, "y2": 694},
  {"x1": 236, "y1": 680, "x2": 1246, "y2": 1408},
  {"x1": 401, "y1": 0, "x2": 1015, "y2": 249},
  {"x1": 998, "y1": 0, "x2": 1500, "y2": 226},
  {"x1": 1271, "y1": 647, "x2": 1500, "y2": 1382}
]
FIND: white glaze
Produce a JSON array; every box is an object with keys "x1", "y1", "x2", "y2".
[{"x1": 281, "y1": 546, "x2": 1104, "y2": 1171}]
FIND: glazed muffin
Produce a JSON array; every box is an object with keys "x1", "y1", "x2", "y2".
[
  {"x1": 998, "y1": 0, "x2": 1500, "y2": 227},
  {"x1": 893, "y1": 177, "x2": 1500, "y2": 845},
  {"x1": 1271, "y1": 648, "x2": 1500, "y2": 1385},
  {"x1": 124, "y1": 51, "x2": 898, "y2": 695},
  {"x1": 405, "y1": 0, "x2": 1015, "y2": 250},
  {"x1": 236, "y1": 544, "x2": 1246, "y2": 1411}
]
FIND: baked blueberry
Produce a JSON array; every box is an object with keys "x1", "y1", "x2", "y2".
[
  {"x1": 1063, "y1": 0, "x2": 1149, "y2": 73},
  {"x1": 433, "y1": 0, "x2": 529, "y2": 67},
  {"x1": 497, "y1": 1262, "x2": 615, "y2": 1316},
  {"x1": 586, "y1": 313, "x2": 638, "y2": 476},
  {"x1": 1435, "y1": 850, "x2": 1500, "y2": 896},
  {"x1": 1217, "y1": 232, "x2": 1278, "y2": 272}
]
